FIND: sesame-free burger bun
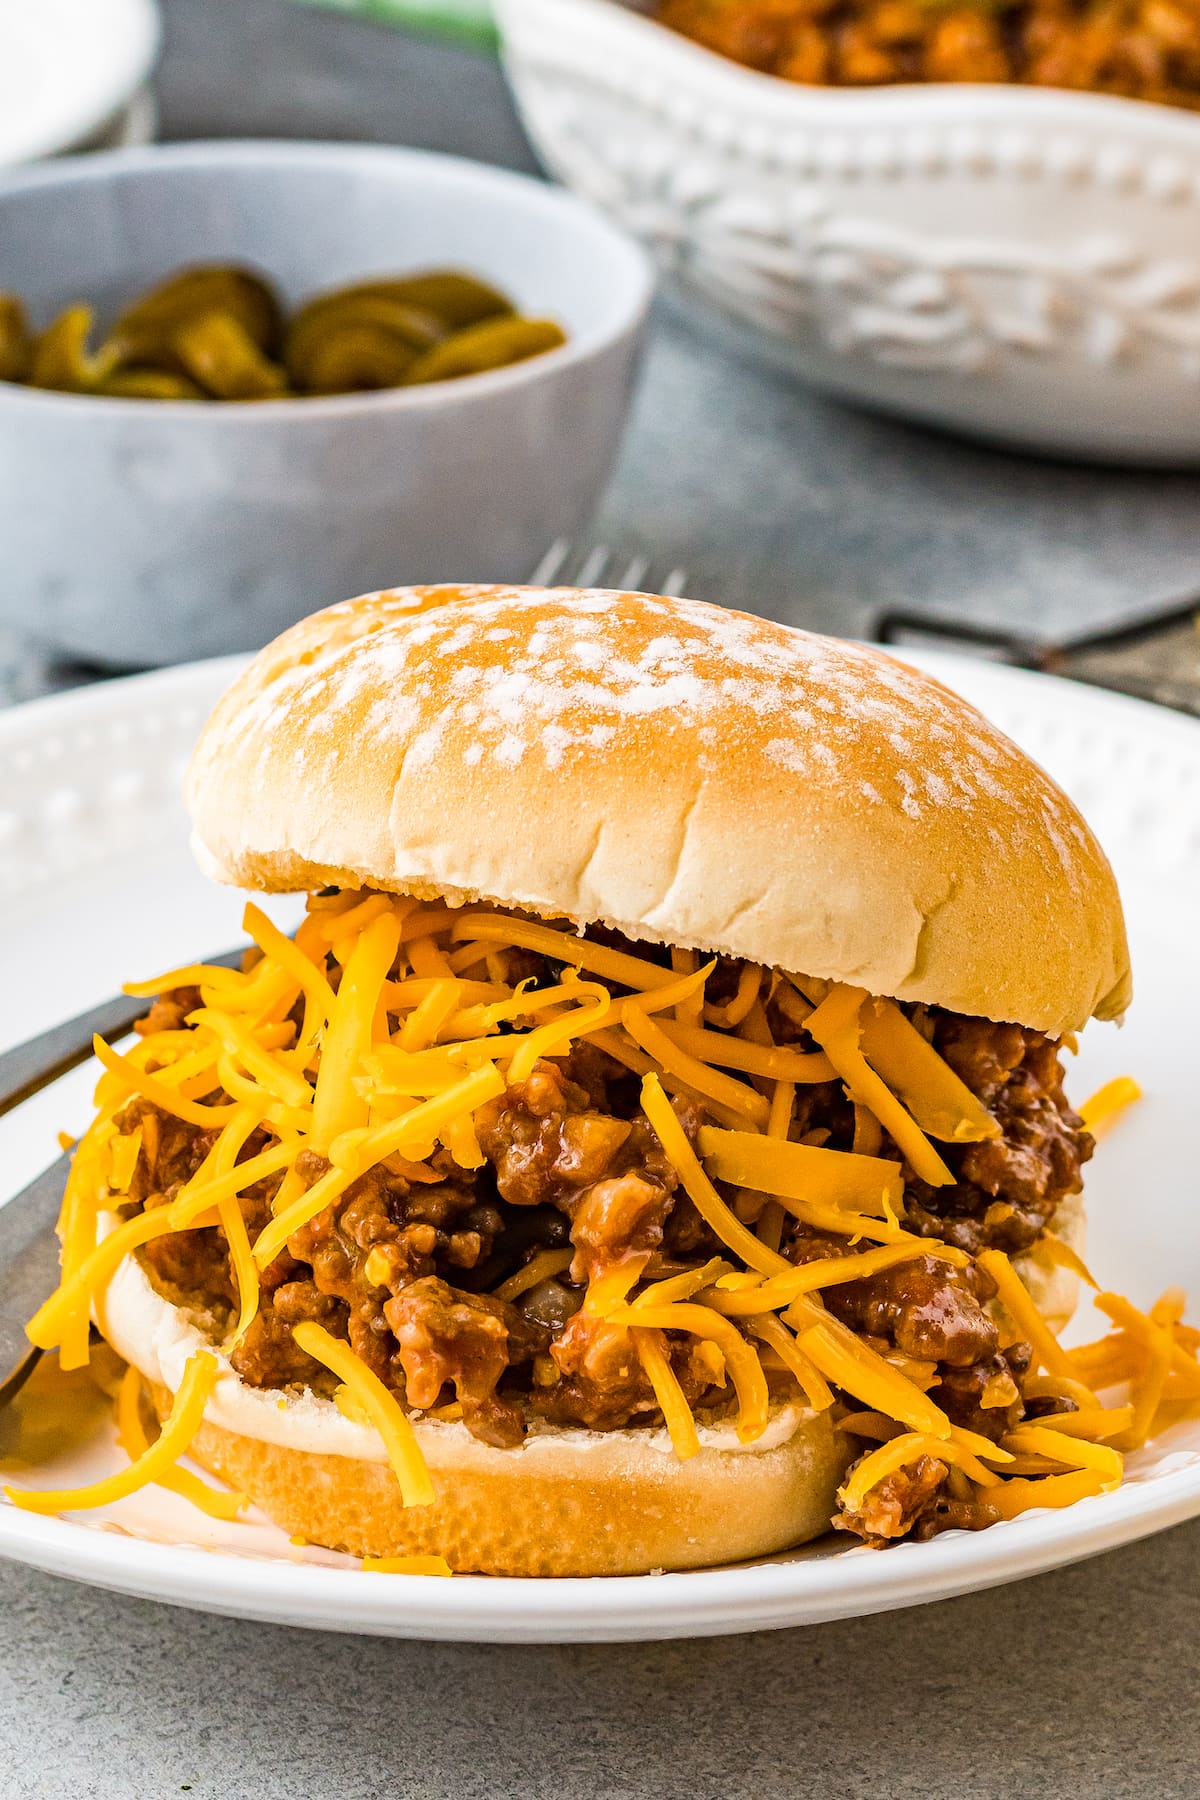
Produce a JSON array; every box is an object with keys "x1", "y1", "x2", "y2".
[{"x1": 186, "y1": 586, "x2": 1129, "y2": 1037}]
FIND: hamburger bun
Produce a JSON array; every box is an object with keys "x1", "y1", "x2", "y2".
[
  {"x1": 85, "y1": 586, "x2": 1120, "y2": 1572},
  {"x1": 187, "y1": 584, "x2": 1130, "y2": 1036}
]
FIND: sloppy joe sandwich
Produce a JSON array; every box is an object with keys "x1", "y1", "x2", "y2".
[{"x1": 17, "y1": 584, "x2": 1167, "y2": 1577}]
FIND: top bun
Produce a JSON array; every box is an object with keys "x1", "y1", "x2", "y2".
[{"x1": 186, "y1": 585, "x2": 1130, "y2": 1035}]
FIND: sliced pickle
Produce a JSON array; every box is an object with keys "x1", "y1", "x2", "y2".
[
  {"x1": 0, "y1": 294, "x2": 33, "y2": 383},
  {"x1": 94, "y1": 367, "x2": 206, "y2": 400},
  {"x1": 29, "y1": 306, "x2": 119, "y2": 393},
  {"x1": 4, "y1": 266, "x2": 562, "y2": 399},
  {"x1": 299, "y1": 271, "x2": 513, "y2": 333},
  {"x1": 173, "y1": 312, "x2": 290, "y2": 400},
  {"x1": 284, "y1": 294, "x2": 443, "y2": 391},
  {"x1": 400, "y1": 316, "x2": 566, "y2": 386},
  {"x1": 385, "y1": 271, "x2": 515, "y2": 330},
  {"x1": 289, "y1": 325, "x2": 425, "y2": 393},
  {"x1": 109, "y1": 265, "x2": 283, "y2": 369}
]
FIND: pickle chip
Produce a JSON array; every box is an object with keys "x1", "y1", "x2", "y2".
[
  {"x1": 94, "y1": 367, "x2": 207, "y2": 401},
  {"x1": 302, "y1": 271, "x2": 514, "y2": 333},
  {"x1": 0, "y1": 294, "x2": 33, "y2": 384},
  {"x1": 4, "y1": 266, "x2": 565, "y2": 400},
  {"x1": 174, "y1": 312, "x2": 290, "y2": 401},
  {"x1": 110, "y1": 265, "x2": 284, "y2": 370},
  {"x1": 284, "y1": 294, "x2": 443, "y2": 392},
  {"x1": 401, "y1": 317, "x2": 566, "y2": 386},
  {"x1": 29, "y1": 305, "x2": 119, "y2": 393}
]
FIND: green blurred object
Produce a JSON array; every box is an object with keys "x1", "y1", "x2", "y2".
[{"x1": 288, "y1": 0, "x2": 498, "y2": 52}]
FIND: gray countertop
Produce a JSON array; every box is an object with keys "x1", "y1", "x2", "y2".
[
  {"x1": 3, "y1": 3, "x2": 1200, "y2": 1792},
  {"x1": 5, "y1": 1522, "x2": 1200, "y2": 1798}
]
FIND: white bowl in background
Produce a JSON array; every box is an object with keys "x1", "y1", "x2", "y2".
[
  {"x1": 0, "y1": 0, "x2": 160, "y2": 167},
  {"x1": 0, "y1": 140, "x2": 652, "y2": 666},
  {"x1": 495, "y1": 0, "x2": 1200, "y2": 465}
]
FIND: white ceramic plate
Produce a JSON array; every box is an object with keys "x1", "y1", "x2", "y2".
[
  {"x1": 0, "y1": 0, "x2": 160, "y2": 167},
  {"x1": 0, "y1": 650, "x2": 1198, "y2": 1641}
]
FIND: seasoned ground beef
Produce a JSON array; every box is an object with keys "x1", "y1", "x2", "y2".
[
  {"x1": 834, "y1": 1449, "x2": 1001, "y2": 1544},
  {"x1": 833, "y1": 1452, "x2": 950, "y2": 1543},
  {"x1": 906, "y1": 1017, "x2": 1093, "y2": 1256},
  {"x1": 656, "y1": 0, "x2": 1200, "y2": 111},
  {"x1": 119, "y1": 926, "x2": 1093, "y2": 1546}
]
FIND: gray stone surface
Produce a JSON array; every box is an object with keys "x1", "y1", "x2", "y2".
[
  {"x1": 3, "y1": 1522, "x2": 1200, "y2": 1798},
  {"x1": 601, "y1": 302, "x2": 1200, "y2": 644},
  {"x1": 3, "y1": 4, "x2": 1200, "y2": 1792}
]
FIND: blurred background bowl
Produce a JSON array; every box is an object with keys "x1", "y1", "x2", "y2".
[
  {"x1": 495, "y1": 0, "x2": 1200, "y2": 466},
  {"x1": 0, "y1": 0, "x2": 160, "y2": 167},
  {"x1": 0, "y1": 138, "x2": 651, "y2": 666}
]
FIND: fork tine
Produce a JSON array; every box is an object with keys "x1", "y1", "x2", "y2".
[
  {"x1": 573, "y1": 545, "x2": 612, "y2": 589},
  {"x1": 526, "y1": 540, "x2": 690, "y2": 598},
  {"x1": 527, "y1": 538, "x2": 572, "y2": 586},
  {"x1": 614, "y1": 554, "x2": 649, "y2": 592}
]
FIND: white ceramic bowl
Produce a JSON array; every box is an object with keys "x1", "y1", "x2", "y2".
[
  {"x1": 0, "y1": 0, "x2": 160, "y2": 167},
  {"x1": 495, "y1": 0, "x2": 1200, "y2": 464},
  {"x1": 0, "y1": 140, "x2": 651, "y2": 666}
]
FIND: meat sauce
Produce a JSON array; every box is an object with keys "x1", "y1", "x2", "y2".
[{"x1": 122, "y1": 940, "x2": 1092, "y2": 1543}]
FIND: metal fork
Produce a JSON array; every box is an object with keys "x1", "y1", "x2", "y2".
[
  {"x1": 875, "y1": 595, "x2": 1200, "y2": 719},
  {"x1": 0, "y1": 949, "x2": 245, "y2": 1409},
  {"x1": 528, "y1": 539, "x2": 690, "y2": 597},
  {"x1": 531, "y1": 541, "x2": 1200, "y2": 718}
]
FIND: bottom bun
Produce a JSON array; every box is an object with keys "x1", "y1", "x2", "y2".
[
  {"x1": 96, "y1": 1228, "x2": 847, "y2": 1575},
  {"x1": 154, "y1": 1383, "x2": 848, "y2": 1577},
  {"x1": 99, "y1": 1196, "x2": 1086, "y2": 1576}
]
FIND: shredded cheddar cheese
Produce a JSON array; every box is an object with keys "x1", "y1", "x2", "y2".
[
  {"x1": 493, "y1": 1248, "x2": 574, "y2": 1303},
  {"x1": 803, "y1": 985, "x2": 955, "y2": 1186},
  {"x1": 793, "y1": 1315, "x2": 953, "y2": 1439},
  {"x1": 744, "y1": 1311, "x2": 833, "y2": 1412},
  {"x1": 312, "y1": 911, "x2": 401, "y2": 1150},
  {"x1": 639, "y1": 1075, "x2": 791, "y2": 1277},
  {"x1": 606, "y1": 1301, "x2": 770, "y2": 1443},
  {"x1": 977, "y1": 1249, "x2": 1079, "y2": 1382},
  {"x1": 654, "y1": 1021, "x2": 835, "y2": 1085},
  {"x1": 623, "y1": 1004, "x2": 769, "y2": 1128},
  {"x1": 708, "y1": 962, "x2": 762, "y2": 1030},
  {"x1": 858, "y1": 998, "x2": 998, "y2": 1144},
  {"x1": 1079, "y1": 1075, "x2": 1143, "y2": 1137},
  {"x1": 631, "y1": 1328, "x2": 701, "y2": 1460},
  {"x1": 696, "y1": 1125, "x2": 905, "y2": 1217},
  {"x1": 450, "y1": 913, "x2": 678, "y2": 992},
  {"x1": 5, "y1": 1352, "x2": 219, "y2": 1515},
  {"x1": 292, "y1": 1321, "x2": 434, "y2": 1508},
  {"x1": 115, "y1": 1364, "x2": 248, "y2": 1521},
  {"x1": 840, "y1": 1430, "x2": 1001, "y2": 1514},
  {"x1": 23, "y1": 885, "x2": 1188, "y2": 1553},
  {"x1": 362, "y1": 1554, "x2": 453, "y2": 1576}
]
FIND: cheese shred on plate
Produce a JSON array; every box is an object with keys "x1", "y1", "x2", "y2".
[{"x1": 14, "y1": 889, "x2": 1188, "y2": 1544}]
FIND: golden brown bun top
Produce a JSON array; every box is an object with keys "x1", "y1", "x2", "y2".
[{"x1": 186, "y1": 585, "x2": 1131, "y2": 1034}]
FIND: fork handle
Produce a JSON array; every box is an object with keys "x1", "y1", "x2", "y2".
[{"x1": 0, "y1": 947, "x2": 244, "y2": 1119}]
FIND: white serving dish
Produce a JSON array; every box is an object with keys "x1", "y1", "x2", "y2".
[
  {"x1": 0, "y1": 0, "x2": 160, "y2": 166},
  {"x1": 1, "y1": 650, "x2": 1200, "y2": 1638},
  {"x1": 0, "y1": 141, "x2": 652, "y2": 666},
  {"x1": 495, "y1": 0, "x2": 1200, "y2": 465}
]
